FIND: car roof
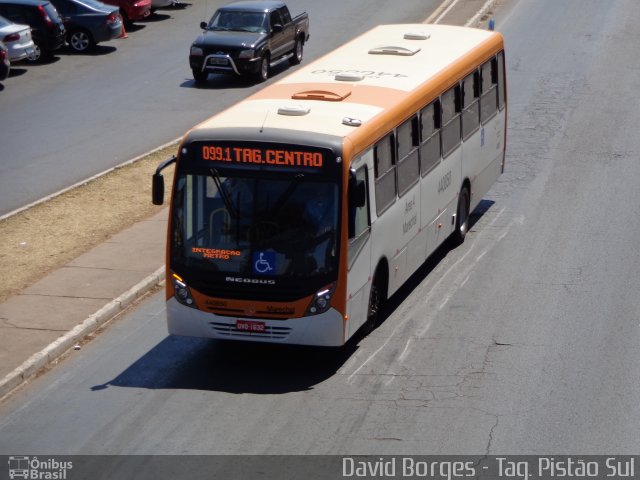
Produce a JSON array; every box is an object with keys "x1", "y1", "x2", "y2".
[
  {"x1": 53, "y1": 0, "x2": 115, "y2": 12},
  {"x1": 218, "y1": 0, "x2": 285, "y2": 13},
  {"x1": 0, "y1": 0, "x2": 49, "y2": 6}
]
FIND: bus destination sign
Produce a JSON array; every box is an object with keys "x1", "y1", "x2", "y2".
[{"x1": 201, "y1": 145, "x2": 324, "y2": 168}]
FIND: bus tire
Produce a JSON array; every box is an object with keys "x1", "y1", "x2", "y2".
[
  {"x1": 365, "y1": 268, "x2": 387, "y2": 331},
  {"x1": 451, "y1": 186, "x2": 470, "y2": 245}
]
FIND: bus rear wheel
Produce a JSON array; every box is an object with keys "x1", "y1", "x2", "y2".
[{"x1": 451, "y1": 186, "x2": 470, "y2": 245}]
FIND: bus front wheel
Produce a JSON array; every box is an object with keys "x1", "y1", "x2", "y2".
[{"x1": 365, "y1": 270, "x2": 386, "y2": 332}]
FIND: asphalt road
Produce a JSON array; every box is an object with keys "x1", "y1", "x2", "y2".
[
  {"x1": 0, "y1": 0, "x2": 441, "y2": 216},
  {"x1": 2, "y1": 0, "x2": 640, "y2": 461}
]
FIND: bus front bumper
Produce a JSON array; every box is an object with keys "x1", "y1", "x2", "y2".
[{"x1": 166, "y1": 297, "x2": 345, "y2": 347}]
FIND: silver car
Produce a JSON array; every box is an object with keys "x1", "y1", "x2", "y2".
[
  {"x1": 0, "y1": 41, "x2": 9, "y2": 80},
  {"x1": 0, "y1": 14, "x2": 35, "y2": 61}
]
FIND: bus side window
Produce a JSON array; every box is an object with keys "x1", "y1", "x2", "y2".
[
  {"x1": 349, "y1": 166, "x2": 370, "y2": 240},
  {"x1": 497, "y1": 50, "x2": 506, "y2": 110},
  {"x1": 480, "y1": 57, "x2": 498, "y2": 123},
  {"x1": 374, "y1": 133, "x2": 396, "y2": 215},
  {"x1": 462, "y1": 70, "x2": 480, "y2": 140},
  {"x1": 441, "y1": 85, "x2": 461, "y2": 158},
  {"x1": 396, "y1": 115, "x2": 420, "y2": 196},
  {"x1": 420, "y1": 100, "x2": 441, "y2": 176},
  {"x1": 348, "y1": 165, "x2": 371, "y2": 268}
]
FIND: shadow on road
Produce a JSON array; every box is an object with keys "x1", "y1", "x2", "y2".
[
  {"x1": 92, "y1": 336, "x2": 359, "y2": 394},
  {"x1": 365, "y1": 198, "x2": 495, "y2": 333},
  {"x1": 143, "y1": 12, "x2": 172, "y2": 23},
  {"x1": 92, "y1": 199, "x2": 495, "y2": 395},
  {"x1": 59, "y1": 45, "x2": 118, "y2": 56},
  {"x1": 7, "y1": 67, "x2": 27, "y2": 78},
  {"x1": 181, "y1": 61, "x2": 293, "y2": 90}
]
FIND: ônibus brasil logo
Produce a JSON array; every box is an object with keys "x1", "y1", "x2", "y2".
[{"x1": 8, "y1": 456, "x2": 72, "y2": 479}]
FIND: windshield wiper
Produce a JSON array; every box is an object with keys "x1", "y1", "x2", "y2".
[
  {"x1": 209, "y1": 168, "x2": 238, "y2": 219},
  {"x1": 267, "y1": 173, "x2": 305, "y2": 217}
]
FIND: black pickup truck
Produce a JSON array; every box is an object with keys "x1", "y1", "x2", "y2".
[{"x1": 189, "y1": 0, "x2": 309, "y2": 84}]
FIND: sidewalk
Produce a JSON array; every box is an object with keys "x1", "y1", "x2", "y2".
[
  {"x1": 0, "y1": 210, "x2": 168, "y2": 399},
  {"x1": 0, "y1": 0, "x2": 499, "y2": 401}
]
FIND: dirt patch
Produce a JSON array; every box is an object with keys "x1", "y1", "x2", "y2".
[{"x1": 0, "y1": 145, "x2": 177, "y2": 304}]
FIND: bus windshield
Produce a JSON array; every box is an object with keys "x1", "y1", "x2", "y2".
[{"x1": 171, "y1": 172, "x2": 339, "y2": 279}]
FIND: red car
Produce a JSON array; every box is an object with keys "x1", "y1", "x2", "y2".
[{"x1": 101, "y1": 0, "x2": 149, "y2": 25}]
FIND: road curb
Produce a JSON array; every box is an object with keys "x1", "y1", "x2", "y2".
[
  {"x1": 0, "y1": 138, "x2": 180, "y2": 222},
  {"x1": 464, "y1": 0, "x2": 499, "y2": 27},
  {"x1": 0, "y1": 266, "x2": 165, "y2": 401}
]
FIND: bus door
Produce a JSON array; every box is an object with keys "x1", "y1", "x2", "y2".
[{"x1": 346, "y1": 162, "x2": 372, "y2": 336}]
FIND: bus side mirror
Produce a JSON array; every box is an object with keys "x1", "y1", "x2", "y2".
[
  {"x1": 152, "y1": 173, "x2": 165, "y2": 205},
  {"x1": 349, "y1": 179, "x2": 366, "y2": 208},
  {"x1": 152, "y1": 155, "x2": 177, "y2": 206}
]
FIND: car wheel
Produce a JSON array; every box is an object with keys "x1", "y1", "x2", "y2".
[
  {"x1": 192, "y1": 68, "x2": 208, "y2": 84},
  {"x1": 68, "y1": 29, "x2": 95, "y2": 52},
  {"x1": 255, "y1": 53, "x2": 269, "y2": 82},
  {"x1": 290, "y1": 38, "x2": 303, "y2": 65},
  {"x1": 26, "y1": 43, "x2": 42, "y2": 63}
]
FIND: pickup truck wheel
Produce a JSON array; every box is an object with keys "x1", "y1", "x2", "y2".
[
  {"x1": 290, "y1": 38, "x2": 303, "y2": 65},
  {"x1": 192, "y1": 68, "x2": 208, "y2": 84},
  {"x1": 256, "y1": 53, "x2": 269, "y2": 82}
]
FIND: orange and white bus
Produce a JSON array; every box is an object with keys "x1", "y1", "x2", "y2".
[{"x1": 152, "y1": 23, "x2": 507, "y2": 346}]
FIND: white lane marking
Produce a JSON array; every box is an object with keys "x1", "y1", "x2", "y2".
[
  {"x1": 342, "y1": 207, "x2": 515, "y2": 377},
  {"x1": 432, "y1": 0, "x2": 463, "y2": 24}
]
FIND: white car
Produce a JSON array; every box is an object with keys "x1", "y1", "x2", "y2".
[{"x1": 0, "y1": 15, "x2": 35, "y2": 62}]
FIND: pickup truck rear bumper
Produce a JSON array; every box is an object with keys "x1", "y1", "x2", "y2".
[{"x1": 190, "y1": 53, "x2": 261, "y2": 76}]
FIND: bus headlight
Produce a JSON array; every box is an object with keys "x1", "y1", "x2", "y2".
[
  {"x1": 305, "y1": 283, "x2": 335, "y2": 316},
  {"x1": 172, "y1": 274, "x2": 196, "y2": 308}
]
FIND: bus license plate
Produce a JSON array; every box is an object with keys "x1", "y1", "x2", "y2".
[{"x1": 236, "y1": 320, "x2": 265, "y2": 332}]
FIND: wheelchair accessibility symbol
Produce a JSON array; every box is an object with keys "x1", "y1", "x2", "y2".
[{"x1": 253, "y1": 251, "x2": 275, "y2": 275}]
